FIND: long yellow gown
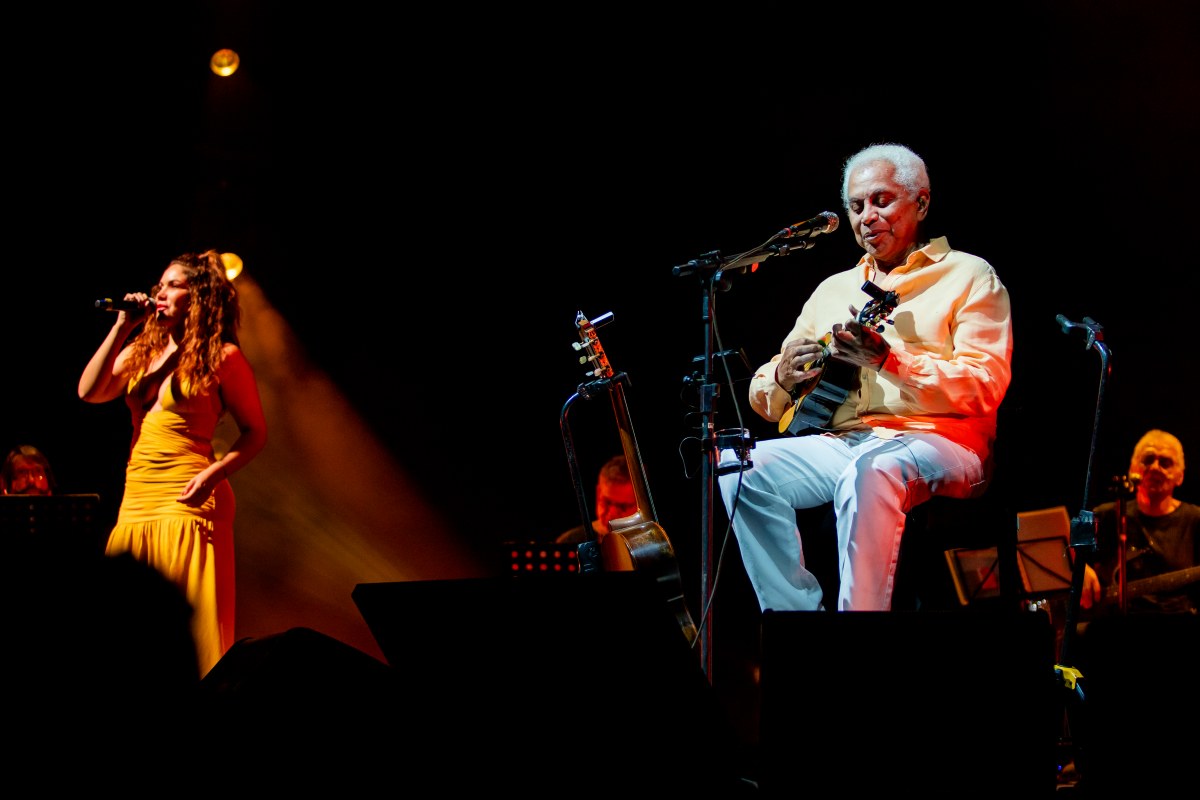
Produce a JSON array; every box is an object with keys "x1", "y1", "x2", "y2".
[{"x1": 105, "y1": 377, "x2": 236, "y2": 677}]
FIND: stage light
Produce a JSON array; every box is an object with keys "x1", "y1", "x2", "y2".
[
  {"x1": 220, "y1": 252, "x2": 243, "y2": 281},
  {"x1": 210, "y1": 49, "x2": 240, "y2": 77}
]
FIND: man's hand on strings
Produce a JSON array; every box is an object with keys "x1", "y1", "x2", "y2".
[
  {"x1": 831, "y1": 304, "x2": 890, "y2": 370},
  {"x1": 775, "y1": 337, "x2": 827, "y2": 394}
]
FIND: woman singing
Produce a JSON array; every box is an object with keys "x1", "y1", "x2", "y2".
[{"x1": 79, "y1": 249, "x2": 267, "y2": 676}]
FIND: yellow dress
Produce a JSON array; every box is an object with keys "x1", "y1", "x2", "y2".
[{"x1": 105, "y1": 376, "x2": 235, "y2": 678}]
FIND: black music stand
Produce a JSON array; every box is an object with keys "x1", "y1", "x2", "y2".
[{"x1": 0, "y1": 494, "x2": 104, "y2": 557}]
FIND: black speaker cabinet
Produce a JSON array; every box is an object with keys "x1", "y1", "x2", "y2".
[
  {"x1": 1070, "y1": 613, "x2": 1200, "y2": 795},
  {"x1": 199, "y1": 625, "x2": 397, "y2": 710},
  {"x1": 196, "y1": 627, "x2": 407, "y2": 791},
  {"x1": 758, "y1": 610, "x2": 1060, "y2": 797},
  {"x1": 352, "y1": 573, "x2": 746, "y2": 792}
]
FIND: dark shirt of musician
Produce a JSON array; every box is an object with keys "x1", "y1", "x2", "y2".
[{"x1": 1091, "y1": 499, "x2": 1200, "y2": 615}]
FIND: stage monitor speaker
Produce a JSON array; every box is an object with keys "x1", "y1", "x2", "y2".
[
  {"x1": 1070, "y1": 613, "x2": 1200, "y2": 794},
  {"x1": 758, "y1": 610, "x2": 1060, "y2": 797},
  {"x1": 199, "y1": 626, "x2": 397, "y2": 710},
  {"x1": 196, "y1": 627, "x2": 407, "y2": 791},
  {"x1": 352, "y1": 573, "x2": 745, "y2": 792}
]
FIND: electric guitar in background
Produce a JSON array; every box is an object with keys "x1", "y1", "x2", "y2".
[
  {"x1": 1105, "y1": 564, "x2": 1200, "y2": 603},
  {"x1": 777, "y1": 280, "x2": 899, "y2": 436}
]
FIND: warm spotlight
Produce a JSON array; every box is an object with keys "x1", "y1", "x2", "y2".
[
  {"x1": 210, "y1": 48, "x2": 240, "y2": 77},
  {"x1": 220, "y1": 252, "x2": 244, "y2": 280}
]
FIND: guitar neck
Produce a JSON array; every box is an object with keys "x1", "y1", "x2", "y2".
[
  {"x1": 1105, "y1": 565, "x2": 1200, "y2": 601},
  {"x1": 610, "y1": 381, "x2": 657, "y2": 522}
]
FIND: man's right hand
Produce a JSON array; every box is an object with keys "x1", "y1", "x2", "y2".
[
  {"x1": 776, "y1": 337, "x2": 828, "y2": 394},
  {"x1": 1080, "y1": 564, "x2": 1102, "y2": 609}
]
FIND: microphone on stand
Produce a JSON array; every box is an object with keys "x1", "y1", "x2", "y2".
[
  {"x1": 673, "y1": 212, "x2": 841, "y2": 278},
  {"x1": 776, "y1": 211, "x2": 839, "y2": 239},
  {"x1": 1115, "y1": 472, "x2": 1142, "y2": 493},
  {"x1": 95, "y1": 297, "x2": 151, "y2": 312}
]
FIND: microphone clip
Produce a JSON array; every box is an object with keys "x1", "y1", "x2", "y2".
[{"x1": 1056, "y1": 314, "x2": 1105, "y2": 348}]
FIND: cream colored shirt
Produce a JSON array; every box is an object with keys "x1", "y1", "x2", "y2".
[{"x1": 748, "y1": 236, "x2": 1013, "y2": 458}]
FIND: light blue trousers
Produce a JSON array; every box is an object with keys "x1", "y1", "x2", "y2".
[{"x1": 718, "y1": 429, "x2": 986, "y2": 611}]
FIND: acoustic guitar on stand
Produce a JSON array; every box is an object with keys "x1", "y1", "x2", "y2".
[
  {"x1": 573, "y1": 310, "x2": 698, "y2": 645},
  {"x1": 777, "y1": 280, "x2": 899, "y2": 436}
]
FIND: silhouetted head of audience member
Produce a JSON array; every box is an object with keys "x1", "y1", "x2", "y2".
[{"x1": 7, "y1": 538, "x2": 200, "y2": 786}]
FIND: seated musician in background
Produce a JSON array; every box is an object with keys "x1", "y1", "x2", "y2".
[
  {"x1": 556, "y1": 455, "x2": 636, "y2": 545},
  {"x1": 718, "y1": 142, "x2": 1013, "y2": 612},
  {"x1": 2, "y1": 444, "x2": 57, "y2": 496},
  {"x1": 1081, "y1": 429, "x2": 1199, "y2": 615},
  {"x1": 1070, "y1": 430, "x2": 1198, "y2": 797}
]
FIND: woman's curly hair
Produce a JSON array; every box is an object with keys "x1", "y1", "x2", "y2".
[{"x1": 124, "y1": 249, "x2": 241, "y2": 398}]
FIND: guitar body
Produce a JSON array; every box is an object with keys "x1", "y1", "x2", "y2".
[
  {"x1": 600, "y1": 515, "x2": 698, "y2": 645},
  {"x1": 778, "y1": 280, "x2": 899, "y2": 436},
  {"x1": 781, "y1": 357, "x2": 855, "y2": 435}
]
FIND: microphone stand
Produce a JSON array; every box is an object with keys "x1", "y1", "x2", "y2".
[
  {"x1": 1055, "y1": 315, "x2": 1111, "y2": 669},
  {"x1": 1052, "y1": 314, "x2": 1112, "y2": 786},
  {"x1": 1114, "y1": 475, "x2": 1137, "y2": 615},
  {"x1": 672, "y1": 237, "x2": 813, "y2": 681}
]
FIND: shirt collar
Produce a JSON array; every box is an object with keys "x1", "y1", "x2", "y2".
[{"x1": 858, "y1": 236, "x2": 951, "y2": 276}]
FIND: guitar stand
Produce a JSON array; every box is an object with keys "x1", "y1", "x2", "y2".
[
  {"x1": 560, "y1": 371, "x2": 618, "y2": 575},
  {"x1": 561, "y1": 310, "x2": 701, "y2": 646}
]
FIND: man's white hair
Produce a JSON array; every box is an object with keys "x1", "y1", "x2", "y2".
[{"x1": 841, "y1": 143, "x2": 929, "y2": 210}]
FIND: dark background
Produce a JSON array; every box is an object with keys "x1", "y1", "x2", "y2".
[{"x1": 4, "y1": 2, "x2": 1198, "y2": 689}]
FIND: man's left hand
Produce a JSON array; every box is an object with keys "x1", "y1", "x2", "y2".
[{"x1": 831, "y1": 304, "x2": 890, "y2": 370}]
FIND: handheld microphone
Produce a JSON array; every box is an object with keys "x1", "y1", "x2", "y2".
[
  {"x1": 1129, "y1": 472, "x2": 1142, "y2": 485},
  {"x1": 777, "y1": 211, "x2": 839, "y2": 239},
  {"x1": 95, "y1": 298, "x2": 150, "y2": 312}
]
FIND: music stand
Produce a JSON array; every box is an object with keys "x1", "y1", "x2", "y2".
[
  {"x1": 945, "y1": 544, "x2": 1028, "y2": 606},
  {"x1": 943, "y1": 506, "x2": 1075, "y2": 607},
  {"x1": 0, "y1": 494, "x2": 104, "y2": 556},
  {"x1": 1016, "y1": 506, "x2": 1074, "y2": 596}
]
